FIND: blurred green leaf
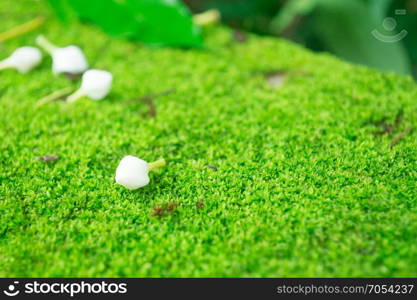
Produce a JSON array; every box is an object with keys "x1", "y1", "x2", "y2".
[
  {"x1": 47, "y1": 0, "x2": 203, "y2": 47},
  {"x1": 397, "y1": 11, "x2": 417, "y2": 76},
  {"x1": 312, "y1": 0, "x2": 410, "y2": 74},
  {"x1": 46, "y1": 0, "x2": 75, "y2": 23},
  {"x1": 368, "y1": 0, "x2": 393, "y2": 21},
  {"x1": 270, "y1": 0, "x2": 318, "y2": 34},
  {"x1": 271, "y1": 0, "x2": 410, "y2": 74},
  {"x1": 184, "y1": 0, "x2": 281, "y2": 35}
]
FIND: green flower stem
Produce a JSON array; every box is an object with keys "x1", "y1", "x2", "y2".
[
  {"x1": 35, "y1": 35, "x2": 58, "y2": 55},
  {"x1": 148, "y1": 158, "x2": 166, "y2": 171},
  {"x1": 0, "y1": 61, "x2": 11, "y2": 71},
  {"x1": 35, "y1": 87, "x2": 74, "y2": 107},
  {"x1": 0, "y1": 16, "x2": 45, "y2": 43},
  {"x1": 66, "y1": 89, "x2": 85, "y2": 103}
]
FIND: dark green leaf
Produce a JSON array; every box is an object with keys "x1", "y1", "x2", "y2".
[
  {"x1": 368, "y1": 0, "x2": 393, "y2": 22},
  {"x1": 270, "y1": 0, "x2": 318, "y2": 34},
  {"x1": 311, "y1": 0, "x2": 410, "y2": 74},
  {"x1": 46, "y1": 0, "x2": 76, "y2": 23}
]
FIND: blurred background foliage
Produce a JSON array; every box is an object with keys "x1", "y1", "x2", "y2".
[{"x1": 184, "y1": 0, "x2": 417, "y2": 77}]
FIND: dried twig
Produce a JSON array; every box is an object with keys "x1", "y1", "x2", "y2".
[
  {"x1": 139, "y1": 96, "x2": 157, "y2": 117},
  {"x1": 373, "y1": 109, "x2": 404, "y2": 136},
  {"x1": 151, "y1": 206, "x2": 165, "y2": 217},
  {"x1": 196, "y1": 202, "x2": 205, "y2": 208},
  {"x1": 125, "y1": 89, "x2": 175, "y2": 118},
  {"x1": 393, "y1": 109, "x2": 404, "y2": 129},
  {"x1": 36, "y1": 155, "x2": 59, "y2": 162},
  {"x1": 390, "y1": 127, "x2": 413, "y2": 148},
  {"x1": 151, "y1": 202, "x2": 179, "y2": 217},
  {"x1": 134, "y1": 89, "x2": 175, "y2": 102},
  {"x1": 0, "y1": 17, "x2": 45, "y2": 43}
]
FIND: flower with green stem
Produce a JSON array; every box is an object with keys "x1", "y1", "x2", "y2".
[
  {"x1": 35, "y1": 35, "x2": 88, "y2": 74},
  {"x1": 115, "y1": 156, "x2": 166, "y2": 190},
  {"x1": 0, "y1": 46, "x2": 42, "y2": 73},
  {"x1": 66, "y1": 69, "x2": 113, "y2": 103}
]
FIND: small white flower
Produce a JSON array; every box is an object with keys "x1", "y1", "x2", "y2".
[
  {"x1": 35, "y1": 35, "x2": 88, "y2": 74},
  {"x1": 66, "y1": 69, "x2": 113, "y2": 103},
  {"x1": 115, "y1": 156, "x2": 166, "y2": 190},
  {"x1": 0, "y1": 46, "x2": 42, "y2": 73}
]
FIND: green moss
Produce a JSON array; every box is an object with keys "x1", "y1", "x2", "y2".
[{"x1": 0, "y1": 0, "x2": 416, "y2": 277}]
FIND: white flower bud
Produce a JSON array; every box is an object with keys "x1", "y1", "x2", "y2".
[
  {"x1": 35, "y1": 35, "x2": 88, "y2": 74},
  {"x1": 51, "y1": 46, "x2": 88, "y2": 74},
  {"x1": 115, "y1": 156, "x2": 150, "y2": 190},
  {"x1": 0, "y1": 46, "x2": 42, "y2": 73},
  {"x1": 66, "y1": 69, "x2": 113, "y2": 103},
  {"x1": 115, "y1": 156, "x2": 166, "y2": 190}
]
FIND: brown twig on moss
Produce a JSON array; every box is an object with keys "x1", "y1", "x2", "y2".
[
  {"x1": 125, "y1": 89, "x2": 175, "y2": 118},
  {"x1": 196, "y1": 202, "x2": 205, "y2": 208},
  {"x1": 151, "y1": 202, "x2": 179, "y2": 217},
  {"x1": 36, "y1": 155, "x2": 59, "y2": 162},
  {"x1": 390, "y1": 126, "x2": 413, "y2": 148},
  {"x1": 373, "y1": 109, "x2": 404, "y2": 136}
]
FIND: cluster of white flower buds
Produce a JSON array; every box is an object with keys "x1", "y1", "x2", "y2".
[
  {"x1": 1, "y1": 35, "x2": 113, "y2": 103},
  {"x1": 2, "y1": 35, "x2": 165, "y2": 190}
]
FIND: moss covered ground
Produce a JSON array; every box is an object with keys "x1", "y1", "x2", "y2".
[{"x1": 0, "y1": 0, "x2": 416, "y2": 277}]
